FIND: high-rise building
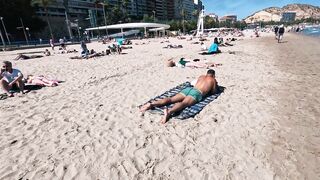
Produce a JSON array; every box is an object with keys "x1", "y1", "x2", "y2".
[
  {"x1": 281, "y1": 12, "x2": 296, "y2": 22},
  {"x1": 167, "y1": 0, "x2": 175, "y2": 20},
  {"x1": 174, "y1": 0, "x2": 195, "y2": 20},
  {"x1": 220, "y1": 15, "x2": 237, "y2": 23},
  {"x1": 207, "y1": 13, "x2": 219, "y2": 22},
  {"x1": 194, "y1": 0, "x2": 203, "y2": 12},
  {"x1": 130, "y1": 0, "x2": 148, "y2": 18},
  {"x1": 35, "y1": 0, "x2": 102, "y2": 19},
  {"x1": 146, "y1": 0, "x2": 169, "y2": 21}
]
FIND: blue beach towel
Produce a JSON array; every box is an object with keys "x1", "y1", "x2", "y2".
[{"x1": 140, "y1": 82, "x2": 224, "y2": 119}]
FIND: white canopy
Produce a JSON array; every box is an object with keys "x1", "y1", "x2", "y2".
[{"x1": 85, "y1": 23, "x2": 170, "y2": 31}]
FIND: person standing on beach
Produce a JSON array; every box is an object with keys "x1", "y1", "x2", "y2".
[
  {"x1": 59, "y1": 38, "x2": 66, "y2": 50},
  {"x1": 140, "y1": 69, "x2": 217, "y2": 124},
  {"x1": 278, "y1": 25, "x2": 285, "y2": 43},
  {"x1": 274, "y1": 26, "x2": 279, "y2": 39},
  {"x1": 50, "y1": 39, "x2": 55, "y2": 50},
  {"x1": 0, "y1": 61, "x2": 25, "y2": 97}
]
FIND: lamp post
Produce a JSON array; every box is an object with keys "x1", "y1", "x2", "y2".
[
  {"x1": 0, "y1": 27, "x2": 6, "y2": 50},
  {"x1": 26, "y1": 27, "x2": 31, "y2": 42},
  {"x1": 0, "y1": 17, "x2": 11, "y2": 45},
  {"x1": 18, "y1": 18, "x2": 29, "y2": 45}
]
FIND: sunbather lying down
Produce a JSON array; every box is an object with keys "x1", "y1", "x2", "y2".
[
  {"x1": 70, "y1": 51, "x2": 106, "y2": 59},
  {"x1": 140, "y1": 69, "x2": 218, "y2": 123},
  {"x1": 166, "y1": 58, "x2": 222, "y2": 68},
  {"x1": 163, "y1": 44, "x2": 183, "y2": 49},
  {"x1": 26, "y1": 75, "x2": 60, "y2": 87},
  {"x1": 14, "y1": 54, "x2": 44, "y2": 60}
]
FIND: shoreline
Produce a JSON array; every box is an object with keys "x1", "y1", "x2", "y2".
[{"x1": 262, "y1": 33, "x2": 320, "y2": 179}]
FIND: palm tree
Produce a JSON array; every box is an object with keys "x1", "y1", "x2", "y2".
[
  {"x1": 181, "y1": 8, "x2": 186, "y2": 34},
  {"x1": 31, "y1": 0, "x2": 55, "y2": 40},
  {"x1": 103, "y1": 0, "x2": 110, "y2": 22},
  {"x1": 62, "y1": 0, "x2": 73, "y2": 40},
  {"x1": 192, "y1": 9, "x2": 199, "y2": 20},
  {"x1": 94, "y1": 0, "x2": 101, "y2": 25},
  {"x1": 122, "y1": 0, "x2": 130, "y2": 22}
]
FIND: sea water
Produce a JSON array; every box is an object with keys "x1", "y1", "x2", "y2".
[{"x1": 301, "y1": 26, "x2": 320, "y2": 37}]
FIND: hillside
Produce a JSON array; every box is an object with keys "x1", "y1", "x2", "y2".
[{"x1": 244, "y1": 4, "x2": 320, "y2": 23}]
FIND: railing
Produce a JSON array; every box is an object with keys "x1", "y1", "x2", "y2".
[{"x1": 0, "y1": 39, "x2": 82, "y2": 51}]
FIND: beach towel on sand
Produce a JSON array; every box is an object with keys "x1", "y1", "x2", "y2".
[{"x1": 139, "y1": 82, "x2": 224, "y2": 119}]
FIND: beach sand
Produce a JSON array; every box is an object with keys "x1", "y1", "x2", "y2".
[{"x1": 0, "y1": 33, "x2": 319, "y2": 179}]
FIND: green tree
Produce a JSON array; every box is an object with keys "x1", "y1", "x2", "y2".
[
  {"x1": 31, "y1": 0, "x2": 55, "y2": 40},
  {"x1": 142, "y1": 14, "x2": 154, "y2": 23},
  {"x1": 110, "y1": 4, "x2": 123, "y2": 24},
  {"x1": 204, "y1": 16, "x2": 216, "y2": 28},
  {"x1": 102, "y1": 0, "x2": 110, "y2": 23},
  {"x1": 122, "y1": 0, "x2": 130, "y2": 22},
  {"x1": 192, "y1": 9, "x2": 199, "y2": 20}
]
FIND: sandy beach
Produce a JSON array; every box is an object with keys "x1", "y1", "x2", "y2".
[{"x1": 0, "y1": 33, "x2": 319, "y2": 179}]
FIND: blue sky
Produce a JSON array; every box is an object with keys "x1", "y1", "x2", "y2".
[{"x1": 202, "y1": 0, "x2": 320, "y2": 19}]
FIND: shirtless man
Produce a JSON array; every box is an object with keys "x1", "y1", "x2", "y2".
[
  {"x1": 140, "y1": 69, "x2": 217, "y2": 124},
  {"x1": 0, "y1": 61, "x2": 25, "y2": 97}
]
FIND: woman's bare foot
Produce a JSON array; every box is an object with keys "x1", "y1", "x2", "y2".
[
  {"x1": 139, "y1": 103, "x2": 152, "y2": 115},
  {"x1": 160, "y1": 107, "x2": 170, "y2": 124}
]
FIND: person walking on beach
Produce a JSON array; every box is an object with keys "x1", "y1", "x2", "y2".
[
  {"x1": 140, "y1": 69, "x2": 217, "y2": 124},
  {"x1": 50, "y1": 39, "x2": 55, "y2": 50},
  {"x1": 0, "y1": 61, "x2": 25, "y2": 97},
  {"x1": 278, "y1": 25, "x2": 285, "y2": 43},
  {"x1": 274, "y1": 26, "x2": 279, "y2": 39}
]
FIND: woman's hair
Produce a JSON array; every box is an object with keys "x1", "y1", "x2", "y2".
[
  {"x1": 214, "y1": 37, "x2": 219, "y2": 44},
  {"x1": 2, "y1": 61, "x2": 12, "y2": 67},
  {"x1": 207, "y1": 69, "x2": 215, "y2": 75}
]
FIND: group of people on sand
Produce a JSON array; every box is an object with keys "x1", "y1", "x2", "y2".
[
  {"x1": 49, "y1": 38, "x2": 67, "y2": 50},
  {"x1": 0, "y1": 61, "x2": 59, "y2": 97},
  {"x1": 2, "y1": 35, "x2": 225, "y2": 124},
  {"x1": 70, "y1": 40, "x2": 125, "y2": 59},
  {"x1": 274, "y1": 25, "x2": 285, "y2": 43}
]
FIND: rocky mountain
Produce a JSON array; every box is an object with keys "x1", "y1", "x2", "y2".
[{"x1": 244, "y1": 4, "x2": 320, "y2": 23}]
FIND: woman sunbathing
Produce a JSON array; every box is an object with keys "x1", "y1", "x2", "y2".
[
  {"x1": 163, "y1": 44, "x2": 183, "y2": 49},
  {"x1": 26, "y1": 75, "x2": 60, "y2": 87},
  {"x1": 70, "y1": 51, "x2": 105, "y2": 59},
  {"x1": 14, "y1": 54, "x2": 44, "y2": 60},
  {"x1": 166, "y1": 58, "x2": 222, "y2": 68}
]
